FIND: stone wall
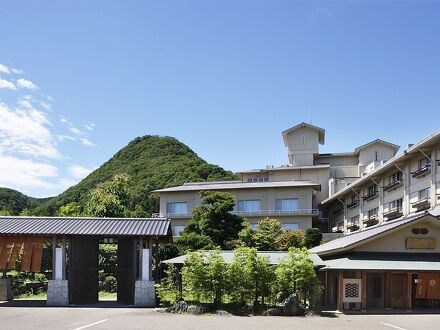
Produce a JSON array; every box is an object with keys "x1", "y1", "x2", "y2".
[
  {"x1": 47, "y1": 280, "x2": 69, "y2": 306},
  {"x1": 0, "y1": 278, "x2": 12, "y2": 301},
  {"x1": 134, "y1": 280, "x2": 155, "y2": 307}
]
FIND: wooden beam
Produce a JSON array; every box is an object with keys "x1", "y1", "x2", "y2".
[
  {"x1": 31, "y1": 238, "x2": 45, "y2": 272},
  {"x1": 21, "y1": 238, "x2": 33, "y2": 272},
  {"x1": 0, "y1": 237, "x2": 14, "y2": 271},
  {"x1": 337, "y1": 271, "x2": 344, "y2": 311},
  {"x1": 7, "y1": 240, "x2": 23, "y2": 270},
  {"x1": 385, "y1": 272, "x2": 390, "y2": 308},
  {"x1": 406, "y1": 273, "x2": 413, "y2": 310},
  {"x1": 361, "y1": 272, "x2": 367, "y2": 311}
]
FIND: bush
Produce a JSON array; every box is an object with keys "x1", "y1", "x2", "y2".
[
  {"x1": 101, "y1": 276, "x2": 117, "y2": 293},
  {"x1": 303, "y1": 228, "x2": 322, "y2": 248},
  {"x1": 275, "y1": 230, "x2": 304, "y2": 250}
]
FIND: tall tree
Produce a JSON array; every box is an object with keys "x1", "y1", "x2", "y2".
[
  {"x1": 58, "y1": 202, "x2": 82, "y2": 217},
  {"x1": 86, "y1": 173, "x2": 130, "y2": 217},
  {"x1": 178, "y1": 191, "x2": 244, "y2": 250}
]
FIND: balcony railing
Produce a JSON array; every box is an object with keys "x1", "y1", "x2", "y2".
[
  {"x1": 411, "y1": 197, "x2": 430, "y2": 210},
  {"x1": 333, "y1": 208, "x2": 344, "y2": 215},
  {"x1": 332, "y1": 222, "x2": 344, "y2": 233},
  {"x1": 383, "y1": 207, "x2": 403, "y2": 220},
  {"x1": 363, "y1": 191, "x2": 378, "y2": 201},
  {"x1": 383, "y1": 180, "x2": 403, "y2": 192},
  {"x1": 231, "y1": 209, "x2": 319, "y2": 216},
  {"x1": 347, "y1": 222, "x2": 360, "y2": 231},
  {"x1": 363, "y1": 215, "x2": 379, "y2": 226},
  {"x1": 152, "y1": 213, "x2": 192, "y2": 218},
  {"x1": 153, "y1": 209, "x2": 319, "y2": 218},
  {"x1": 411, "y1": 165, "x2": 431, "y2": 178},
  {"x1": 346, "y1": 200, "x2": 359, "y2": 209}
]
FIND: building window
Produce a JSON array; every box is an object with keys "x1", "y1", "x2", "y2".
[
  {"x1": 368, "y1": 207, "x2": 378, "y2": 218},
  {"x1": 166, "y1": 202, "x2": 188, "y2": 215},
  {"x1": 301, "y1": 135, "x2": 305, "y2": 145},
  {"x1": 375, "y1": 151, "x2": 379, "y2": 162},
  {"x1": 247, "y1": 177, "x2": 269, "y2": 182},
  {"x1": 275, "y1": 198, "x2": 299, "y2": 211},
  {"x1": 419, "y1": 156, "x2": 431, "y2": 169},
  {"x1": 419, "y1": 188, "x2": 430, "y2": 200},
  {"x1": 237, "y1": 200, "x2": 260, "y2": 212},
  {"x1": 388, "y1": 171, "x2": 402, "y2": 184},
  {"x1": 172, "y1": 225, "x2": 185, "y2": 237},
  {"x1": 389, "y1": 198, "x2": 403, "y2": 210},
  {"x1": 351, "y1": 215, "x2": 359, "y2": 223},
  {"x1": 368, "y1": 184, "x2": 378, "y2": 195},
  {"x1": 282, "y1": 223, "x2": 299, "y2": 230}
]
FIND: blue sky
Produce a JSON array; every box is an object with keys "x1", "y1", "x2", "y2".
[{"x1": 1, "y1": 1, "x2": 439, "y2": 197}]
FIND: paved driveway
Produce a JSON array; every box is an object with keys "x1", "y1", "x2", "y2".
[{"x1": 1, "y1": 303, "x2": 440, "y2": 330}]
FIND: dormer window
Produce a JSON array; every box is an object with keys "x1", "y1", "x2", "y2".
[{"x1": 375, "y1": 151, "x2": 379, "y2": 162}]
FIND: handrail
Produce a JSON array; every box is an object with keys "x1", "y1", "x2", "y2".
[{"x1": 153, "y1": 209, "x2": 320, "y2": 218}]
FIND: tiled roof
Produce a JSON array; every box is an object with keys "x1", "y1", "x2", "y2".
[
  {"x1": 0, "y1": 216, "x2": 171, "y2": 237},
  {"x1": 311, "y1": 210, "x2": 437, "y2": 255},
  {"x1": 162, "y1": 250, "x2": 324, "y2": 266}
]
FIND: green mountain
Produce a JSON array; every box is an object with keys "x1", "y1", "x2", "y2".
[
  {"x1": 33, "y1": 135, "x2": 237, "y2": 216},
  {"x1": 0, "y1": 188, "x2": 49, "y2": 215}
]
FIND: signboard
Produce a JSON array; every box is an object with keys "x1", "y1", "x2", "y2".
[{"x1": 406, "y1": 238, "x2": 436, "y2": 249}]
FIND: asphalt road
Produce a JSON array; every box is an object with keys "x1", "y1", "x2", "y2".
[{"x1": 1, "y1": 304, "x2": 440, "y2": 330}]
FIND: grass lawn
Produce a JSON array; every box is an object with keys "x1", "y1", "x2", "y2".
[
  {"x1": 99, "y1": 291, "x2": 117, "y2": 301},
  {"x1": 15, "y1": 292, "x2": 47, "y2": 300}
]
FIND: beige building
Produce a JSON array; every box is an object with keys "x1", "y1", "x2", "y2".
[
  {"x1": 154, "y1": 122, "x2": 439, "y2": 238},
  {"x1": 322, "y1": 129, "x2": 440, "y2": 234}
]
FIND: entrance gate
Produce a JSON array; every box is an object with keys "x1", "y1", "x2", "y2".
[{"x1": 0, "y1": 216, "x2": 172, "y2": 306}]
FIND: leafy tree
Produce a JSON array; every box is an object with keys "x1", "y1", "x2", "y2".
[
  {"x1": 86, "y1": 173, "x2": 130, "y2": 217},
  {"x1": 274, "y1": 248, "x2": 322, "y2": 306},
  {"x1": 156, "y1": 263, "x2": 181, "y2": 303},
  {"x1": 182, "y1": 250, "x2": 228, "y2": 307},
  {"x1": 227, "y1": 247, "x2": 274, "y2": 308},
  {"x1": 127, "y1": 204, "x2": 148, "y2": 218},
  {"x1": 0, "y1": 209, "x2": 11, "y2": 216},
  {"x1": 275, "y1": 229, "x2": 304, "y2": 251},
  {"x1": 303, "y1": 228, "x2": 322, "y2": 248},
  {"x1": 239, "y1": 218, "x2": 282, "y2": 251},
  {"x1": 58, "y1": 202, "x2": 82, "y2": 217},
  {"x1": 179, "y1": 191, "x2": 244, "y2": 250},
  {"x1": 175, "y1": 232, "x2": 216, "y2": 253}
]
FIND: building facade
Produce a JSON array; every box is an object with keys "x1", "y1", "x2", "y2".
[
  {"x1": 322, "y1": 130, "x2": 440, "y2": 234},
  {"x1": 154, "y1": 122, "x2": 432, "y2": 237}
]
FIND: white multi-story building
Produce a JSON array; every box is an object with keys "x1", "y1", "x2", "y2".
[{"x1": 154, "y1": 122, "x2": 440, "y2": 238}]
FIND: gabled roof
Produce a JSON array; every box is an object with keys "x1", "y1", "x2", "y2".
[
  {"x1": 311, "y1": 211, "x2": 439, "y2": 256},
  {"x1": 0, "y1": 216, "x2": 171, "y2": 237},
  {"x1": 354, "y1": 139, "x2": 400, "y2": 155},
  {"x1": 282, "y1": 122, "x2": 325, "y2": 145}
]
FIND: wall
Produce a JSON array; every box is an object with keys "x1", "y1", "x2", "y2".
[
  {"x1": 285, "y1": 126, "x2": 319, "y2": 166},
  {"x1": 358, "y1": 144, "x2": 397, "y2": 166}
]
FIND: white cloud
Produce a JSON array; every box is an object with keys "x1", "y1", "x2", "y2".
[
  {"x1": 84, "y1": 123, "x2": 95, "y2": 131},
  {"x1": 0, "y1": 156, "x2": 58, "y2": 190},
  {"x1": 0, "y1": 64, "x2": 11, "y2": 74},
  {"x1": 69, "y1": 165, "x2": 92, "y2": 179},
  {"x1": 56, "y1": 135, "x2": 76, "y2": 142},
  {"x1": 11, "y1": 68, "x2": 24, "y2": 74},
  {"x1": 0, "y1": 78, "x2": 16, "y2": 90},
  {"x1": 16, "y1": 78, "x2": 38, "y2": 90},
  {"x1": 0, "y1": 102, "x2": 59, "y2": 158},
  {"x1": 80, "y1": 138, "x2": 95, "y2": 146},
  {"x1": 69, "y1": 127, "x2": 82, "y2": 135}
]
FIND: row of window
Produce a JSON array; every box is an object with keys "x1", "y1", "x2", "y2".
[
  {"x1": 171, "y1": 222, "x2": 299, "y2": 236},
  {"x1": 167, "y1": 198, "x2": 301, "y2": 214},
  {"x1": 247, "y1": 177, "x2": 269, "y2": 182}
]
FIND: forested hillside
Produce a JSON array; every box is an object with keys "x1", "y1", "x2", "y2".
[{"x1": 31, "y1": 135, "x2": 236, "y2": 216}]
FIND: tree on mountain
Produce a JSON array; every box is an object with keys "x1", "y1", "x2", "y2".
[
  {"x1": 58, "y1": 202, "x2": 82, "y2": 217},
  {"x1": 176, "y1": 191, "x2": 245, "y2": 251},
  {"x1": 86, "y1": 173, "x2": 130, "y2": 217}
]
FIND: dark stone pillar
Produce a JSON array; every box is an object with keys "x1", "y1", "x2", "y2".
[
  {"x1": 117, "y1": 238, "x2": 136, "y2": 304},
  {"x1": 69, "y1": 237, "x2": 99, "y2": 304}
]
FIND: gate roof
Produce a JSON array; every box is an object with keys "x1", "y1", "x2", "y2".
[{"x1": 0, "y1": 216, "x2": 171, "y2": 237}]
